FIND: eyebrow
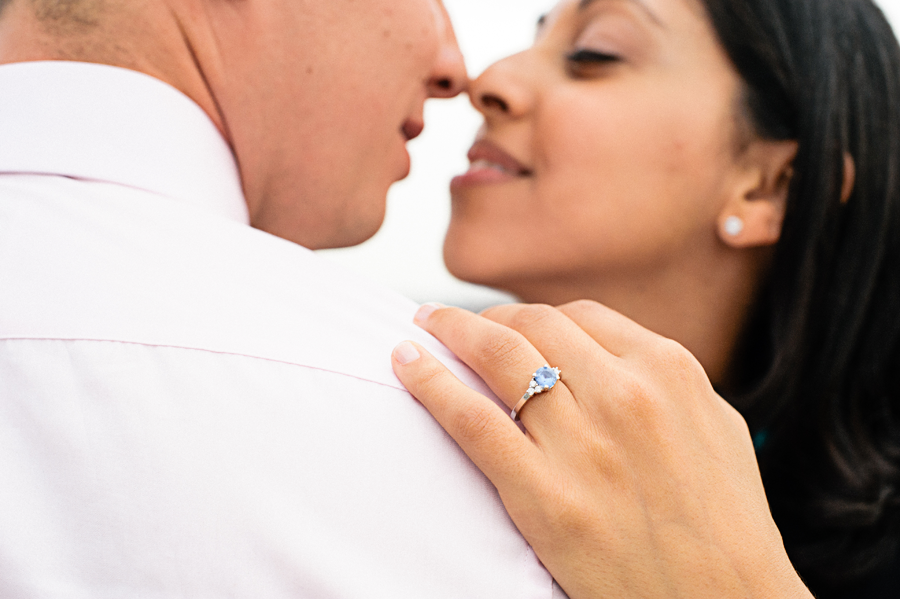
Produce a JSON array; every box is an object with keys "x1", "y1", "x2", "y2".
[{"x1": 578, "y1": 0, "x2": 664, "y2": 28}]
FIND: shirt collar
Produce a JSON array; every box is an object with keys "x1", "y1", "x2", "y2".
[{"x1": 0, "y1": 61, "x2": 249, "y2": 224}]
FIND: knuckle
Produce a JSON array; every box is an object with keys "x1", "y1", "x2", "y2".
[
  {"x1": 478, "y1": 304, "x2": 513, "y2": 320},
  {"x1": 724, "y1": 401, "x2": 752, "y2": 435},
  {"x1": 648, "y1": 337, "x2": 705, "y2": 380},
  {"x1": 619, "y1": 339, "x2": 710, "y2": 418},
  {"x1": 539, "y1": 484, "x2": 599, "y2": 535},
  {"x1": 477, "y1": 329, "x2": 529, "y2": 368},
  {"x1": 413, "y1": 361, "x2": 450, "y2": 397},
  {"x1": 618, "y1": 374, "x2": 666, "y2": 422},
  {"x1": 561, "y1": 298, "x2": 603, "y2": 316},
  {"x1": 451, "y1": 403, "x2": 498, "y2": 445},
  {"x1": 506, "y1": 303, "x2": 558, "y2": 332},
  {"x1": 576, "y1": 423, "x2": 616, "y2": 461},
  {"x1": 429, "y1": 305, "x2": 465, "y2": 327}
]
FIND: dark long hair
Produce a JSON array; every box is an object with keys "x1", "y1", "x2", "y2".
[{"x1": 704, "y1": 0, "x2": 900, "y2": 591}]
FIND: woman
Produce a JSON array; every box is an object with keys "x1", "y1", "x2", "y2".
[{"x1": 393, "y1": 0, "x2": 899, "y2": 597}]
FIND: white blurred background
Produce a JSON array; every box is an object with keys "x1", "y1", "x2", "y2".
[{"x1": 320, "y1": 0, "x2": 900, "y2": 311}]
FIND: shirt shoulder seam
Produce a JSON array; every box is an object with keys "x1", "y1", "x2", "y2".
[{"x1": 0, "y1": 336, "x2": 407, "y2": 393}]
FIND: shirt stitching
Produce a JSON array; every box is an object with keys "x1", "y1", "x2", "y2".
[{"x1": 0, "y1": 336, "x2": 408, "y2": 393}]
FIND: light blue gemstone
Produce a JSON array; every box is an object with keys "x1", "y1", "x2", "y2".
[{"x1": 533, "y1": 366, "x2": 558, "y2": 389}]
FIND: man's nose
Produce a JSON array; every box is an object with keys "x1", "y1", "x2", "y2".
[{"x1": 427, "y1": 4, "x2": 468, "y2": 98}]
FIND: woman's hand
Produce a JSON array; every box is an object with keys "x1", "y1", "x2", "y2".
[{"x1": 392, "y1": 301, "x2": 811, "y2": 599}]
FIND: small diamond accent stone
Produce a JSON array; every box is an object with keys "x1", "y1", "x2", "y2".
[{"x1": 533, "y1": 366, "x2": 559, "y2": 389}]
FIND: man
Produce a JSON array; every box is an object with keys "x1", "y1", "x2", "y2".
[{"x1": 0, "y1": 0, "x2": 559, "y2": 596}]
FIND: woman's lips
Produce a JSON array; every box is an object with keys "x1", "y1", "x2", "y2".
[{"x1": 451, "y1": 139, "x2": 533, "y2": 190}]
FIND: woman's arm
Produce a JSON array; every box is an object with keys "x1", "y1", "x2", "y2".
[{"x1": 392, "y1": 301, "x2": 812, "y2": 599}]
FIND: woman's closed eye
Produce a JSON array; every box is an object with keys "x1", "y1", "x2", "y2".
[{"x1": 566, "y1": 49, "x2": 621, "y2": 75}]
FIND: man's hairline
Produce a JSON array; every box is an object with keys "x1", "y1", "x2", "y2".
[{"x1": 0, "y1": 0, "x2": 105, "y2": 26}]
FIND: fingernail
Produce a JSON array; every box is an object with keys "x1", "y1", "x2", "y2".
[
  {"x1": 393, "y1": 341, "x2": 421, "y2": 365},
  {"x1": 414, "y1": 302, "x2": 444, "y2": 325}
]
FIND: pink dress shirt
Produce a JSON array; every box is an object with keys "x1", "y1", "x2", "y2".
[{"x1": 0, "y1": 61, "x2": 564, "y2": 598}]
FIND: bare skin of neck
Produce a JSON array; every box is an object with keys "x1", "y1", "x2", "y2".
[
  {"x1": 506, "y1": 244, "x2": 771, "y2": 389},
  {"x1": 0, "y1": 0, "x2": 229, "y2": 141}
]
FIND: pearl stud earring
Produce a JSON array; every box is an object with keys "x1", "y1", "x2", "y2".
[{"x1": 724, "y1": 216, "x2": 745, "y2": 237}]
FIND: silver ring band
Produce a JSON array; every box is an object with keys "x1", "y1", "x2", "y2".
[
  {"x1": 511, "y1": 365, "x2": 561, "y2": 421},
  {"x1": 510, "y1": 392, "x2": 534, "y2": 421}
]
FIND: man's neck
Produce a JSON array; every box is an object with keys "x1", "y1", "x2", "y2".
[{"x1": 0, "y1": 0, "x2": 228, "y2": 141}]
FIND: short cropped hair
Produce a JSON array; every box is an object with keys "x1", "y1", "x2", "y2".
[
  {"x1": 30, "y1": 0, "x2": 104, "y2": 26},
  {"x1": 0, "y1": 1, "x2": 106, "y2": 25}
]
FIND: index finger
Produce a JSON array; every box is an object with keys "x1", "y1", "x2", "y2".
[
  {"x1": 391, "y1": 340, "x2": 543, "y2": 496},
  {"x1": 412, "y1": 305, "x2": 583, "y2": 441}
]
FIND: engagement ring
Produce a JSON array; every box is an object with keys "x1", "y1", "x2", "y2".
[{"x1": 511, "y1": 365, "x2": 561, "y2": 421}]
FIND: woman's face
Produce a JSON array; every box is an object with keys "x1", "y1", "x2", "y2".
[{"x1": 445, "y1": 0, "x2": 747, "y2": 303}]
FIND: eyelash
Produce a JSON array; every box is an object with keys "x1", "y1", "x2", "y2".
[{"x1": 566, "y1": 49, "x2": 621, "y2": 65}]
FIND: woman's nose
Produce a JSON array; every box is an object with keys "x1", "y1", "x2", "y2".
[
  {"x1": 427, "y1": 5, "x2": 468, "y2": 98},
  {"x1": 469, "y1": 53, "x2": 534, "y2": 120}
]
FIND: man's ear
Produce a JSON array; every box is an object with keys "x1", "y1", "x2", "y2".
[{"x1": 717, "y1": 139, "x2": 798, "y2": 249}]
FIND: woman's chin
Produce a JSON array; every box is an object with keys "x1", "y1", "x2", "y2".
[
  {"x1": 443, "y1": 229, "x2": 554, "y2": 300},
  {"x1": 443, "y1": 258, "x2": 527, "y2": 305},
  {"x1": 444, "y1": 256, "x2": 495, "y2": 288},
  {"x1": 444, "y1": 251, "x2": 503, "y2": 289}
]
